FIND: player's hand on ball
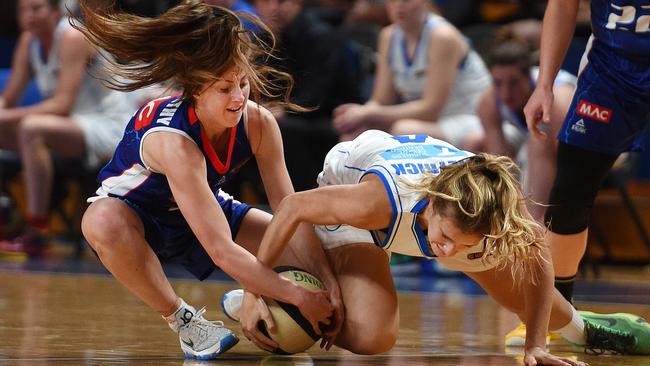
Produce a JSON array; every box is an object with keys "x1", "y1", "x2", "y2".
[
  {"x1": 240, "y1": 291, "x2": 278, "y2": 352},
  {"x1": 320, "y1": 282, "x2": 344, "y2": 350},
  {"x1": 298, "y1": 288, "x2": 334, "y2": 336}
]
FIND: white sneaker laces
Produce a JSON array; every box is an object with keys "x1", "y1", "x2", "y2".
[
  {"x1": 191, "y1": 307, "x2": 225, "y2": 327},
  {"x1": 186, "y1": 307, "x2": 226, "y2": 344}
]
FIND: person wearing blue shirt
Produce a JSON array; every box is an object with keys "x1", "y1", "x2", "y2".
[{"x1": 524, "y1": 0, "x2": 650, "y2": 338}]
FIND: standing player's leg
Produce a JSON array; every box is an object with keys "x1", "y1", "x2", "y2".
[{"x1": 544, "y1": 143, "x2": 618, "y2": 303}]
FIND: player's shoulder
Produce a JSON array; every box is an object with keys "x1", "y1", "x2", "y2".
[
  {"x1": 60, "y1": 22, "x2": 92, "y2": 52},
  {"x1": 378, "y1": 24, "x2": 397, "y2": 50},
  {"x1": 245, "y1": 100, "x2": 273, "y2": 126},
  {"x1": 243, "y1": 101, "x2": 279, "y2": 153}
]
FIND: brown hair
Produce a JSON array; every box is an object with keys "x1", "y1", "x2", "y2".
[
  {"x1": 72, "y1": 0, "x2": 299, "y2": 107},
  {"x1": 410, "y1": 154, "x2": 546, "y2": 283},
  {"x1": 487, "y1": 29, "x2": 534, "y2": 75}
]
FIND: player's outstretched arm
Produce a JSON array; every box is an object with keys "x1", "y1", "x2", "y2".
[
  {"x1": 256, "y1": 175, "x2": 391, "y2": 267},
  {"x1": 248, "y1": 103, "x2": 344, "y2": 347},
  {"x1": 142, "y1": 131, "x2": 333, "y2": 324}
]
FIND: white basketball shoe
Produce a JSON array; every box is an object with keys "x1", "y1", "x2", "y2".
[
  {"x1": 171, "y1": 304, "x2": 239, "y2": 359},
  {"x1": 221, "y1": 289, "x2": 244, "y2": 322}
]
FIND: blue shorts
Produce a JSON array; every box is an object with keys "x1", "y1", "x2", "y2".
[
  {"x1": 123, "y1": 190, "x2": 252, "y2": 280},
  {"x1": 558, "y1": 41, "x2": 650, "y2": 155}
]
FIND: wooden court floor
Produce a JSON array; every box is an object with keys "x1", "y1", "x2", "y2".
[{"x1": 1, "y1": 269, "x2": 649, "y2": 366}]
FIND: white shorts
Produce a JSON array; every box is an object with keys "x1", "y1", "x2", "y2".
[
  {"x1": 437, "y1": 114, "x2": 484, "y2": 148},
  {"x1": 74, "y1": 112, "x2": 131, "y2": 168}
]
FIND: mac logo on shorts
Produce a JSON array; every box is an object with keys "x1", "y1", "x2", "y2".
[{"x1": 576, "y1": 100, "x2": 612, "y2": 124}]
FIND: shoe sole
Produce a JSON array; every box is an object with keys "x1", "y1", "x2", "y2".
[
  {"x1": 183, "y1": 333, "x2": 239, "y2": 359},
  {"x1": 220, "y1": 290, "x2": 242, "y2": 322}
]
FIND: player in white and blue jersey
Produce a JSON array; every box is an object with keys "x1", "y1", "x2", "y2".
[
  {"x1": 524, "y1": 0, "x2": 650, "y2": 315},
  {"x1": 72, "y1": 1, "x2": 340, "y2": 360},
  {"x1": 478, "y1": 38, "x2": 576, "y2": 224},
  {"x1": 332, "y1": 0, "x2": 490, "y2": 150},
  {"x1": 231, "y1": 129, "x2": 650, "y2": 362}
]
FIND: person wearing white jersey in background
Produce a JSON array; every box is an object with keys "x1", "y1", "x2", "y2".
[
  {"x1": 332, "y1": 0, "x2": 490, "y2": 151},
  {"x1": 223, "y1": 130, "x2": 650, "y2": 363},
  {"x1": 0, "y1": 0, "x2": 140, "y2": 256}
]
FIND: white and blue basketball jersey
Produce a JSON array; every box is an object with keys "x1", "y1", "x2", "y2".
[
  {"x1": 29, "y1": 19, "x2": 67, "y2": 100},
  {"x1": 388, "y1": 14, "x2": 490, "y2": 117},
  {"x1": 29, "y1": 18, "x2": 134, "y2": 116},
  {"x1": 497, "y1": 67, "x2": 577, "y2": 130},
  {"x1": 89, "y1": 96, "x2": 253, "y2": 211},
  {"x1": 317, "y1": 130, "x2": 473, "y2": 257}
]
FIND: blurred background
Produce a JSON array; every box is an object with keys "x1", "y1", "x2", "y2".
[{"x1": 0, "y1": 0, "x2": 648, "y2": 285}]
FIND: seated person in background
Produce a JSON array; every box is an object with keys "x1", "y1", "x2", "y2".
[
  {"x1": 477, "y1": 35, "x2": 576, "y2": 223},
  {"x1": 250, "y1": 0, "x2": 363, "y2": 192},
  {"x1": 332, "y1": 0, "x2": 491, "y2": 151},
  {"x1": 0, "y1": 0, "x2": 141, "y2": 256}
]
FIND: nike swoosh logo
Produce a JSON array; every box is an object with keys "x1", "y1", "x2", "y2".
[{"x1": 182, "y1": 338, "x2": 194, "y2": 348}]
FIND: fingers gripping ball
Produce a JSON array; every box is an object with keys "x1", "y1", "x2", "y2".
[{"x1": 258, "y1": 267, "x2": 326, "y2": 354}]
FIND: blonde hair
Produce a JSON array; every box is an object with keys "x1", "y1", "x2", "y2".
[
  {"x1": 72, "y1": 0, "x2": 301, "y2": 108},
  {"x1": 411, "y1": 153, "x2": 546, "y2": 283}
]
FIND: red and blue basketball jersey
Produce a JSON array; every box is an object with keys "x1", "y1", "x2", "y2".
[{"x1": 89, "y1": 96, "x2": 253, "y2": 211}]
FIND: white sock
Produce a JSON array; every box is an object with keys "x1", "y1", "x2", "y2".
[
  {"x1": 162, "y1": 298, "x2": 194, "y2": 333},
  {"x1": 553, "y1": 306, "x2": 586, "y2": 345}
]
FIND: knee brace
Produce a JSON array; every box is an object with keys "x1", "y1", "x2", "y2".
[{"x1": 544, "y1": 143, "x2": 618, "y2": 235}]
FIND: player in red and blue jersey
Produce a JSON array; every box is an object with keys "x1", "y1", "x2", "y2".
[{"x1": 73, "y1": 0, "x2": 341, "y2": 359}]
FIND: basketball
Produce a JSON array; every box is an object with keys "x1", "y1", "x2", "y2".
[{"x1": 258, "y1": 266, "x2": 326, "y2": 354}]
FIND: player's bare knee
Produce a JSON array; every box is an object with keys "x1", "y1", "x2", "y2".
[
  {"x1": 82, "y1": 200, "x2": 133, "y2": 251},
  {"x1": 17, "y1": 115, "x2": 45, "y2": 143},
  {"x1": 347, "y1": 330, "x2": 396, "y2": 354},
  {"x1": 341, "y1": 317, "x2": 398, "y2": 354}
]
